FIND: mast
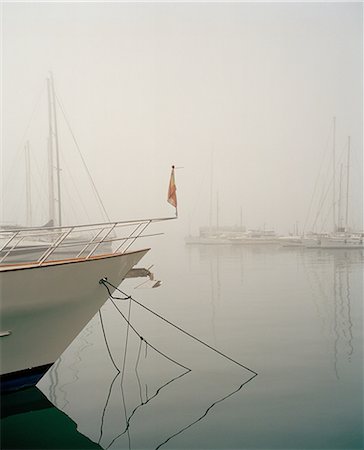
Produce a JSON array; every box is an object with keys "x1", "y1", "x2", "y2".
[
  {"x1": 209, "y1": 152, "x2": 213, "y2": 232},
  {"x1": 332, "y1": 116, "x2": 336, "y2": 233},
  {"x1": 46, "y1": 78, "x2": 55, "y2": 225},
  {"x1": 216, "y1": 191, "x2": 219, "y2": 231},
  {"x1": 25, "y1": 141, "x2": 32, "y2": 227},
  {"x1": 49, "y1": 72, "x2": 62, "y2": 226},
  {"x1": 337, "y1": 163, "x2": 343, "y2": 231},
  {"x1": 345, "y1": 136, "x2": 351, "y2": 231}
]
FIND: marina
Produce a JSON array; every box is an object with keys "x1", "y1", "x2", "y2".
[
  {"x1": 2, "y1": 240, "x2": 362, "y2": 449},
  {"x1": 1, "y1": 2, "x2": 362, "y2": 449}
]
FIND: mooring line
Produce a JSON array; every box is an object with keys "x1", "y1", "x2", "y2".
[
  {"x1": 97, "y1": 289, "x2": 191, "y2": 450},
  {"x1": 100, "y1": 278, "x2": 258, "y2": 376},
  {"x1": 120, "y1": 298, "x2": 132, "y2": 384},
  {"x1": 109, "y1": 297, "x2": 191, "y2": 373}
]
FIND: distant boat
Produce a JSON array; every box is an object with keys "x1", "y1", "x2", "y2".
[
  {"x1": 229, "y1": 229, "x2": 278, "y2": 245},
  {"x1": 304, "y1": 232, "x2": 364, "y2": 249},
  {"x1": 185, "y1": 185, "x2": 246, "y2": 245},
  {"x1": 185, "y1": 225, "x2": 246, "y2": 245},
  {"x1": 303, "y1": 131, "x2": 363, "y2": 249},
  {"x1": 185, "y1": 156, "x2": 246, "y2": 246},
  {"x1": 277, "y1": 236, "x2": 304, "y2": 247}
]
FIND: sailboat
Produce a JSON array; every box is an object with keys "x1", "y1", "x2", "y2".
[
  {"x1": 1, "y1": 73, "x2": 114, "y2": 262},
  {"x1": 0, "y1": 75, "x2": 178, "y2": 392},
  {"x1": 304, "y1": 125, "x2": 363, "y2": 249},
  {"x1": 185, "y1": 167, "x2": 246, "y2": 245}
]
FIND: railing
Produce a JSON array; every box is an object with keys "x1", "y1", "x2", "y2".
[{"x1": 0, "y1": 217, "x2": 175, "y2": 267}]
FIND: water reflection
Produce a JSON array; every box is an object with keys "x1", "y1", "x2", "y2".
[
  {"x1": 301, "y1": 249, "x2": 361, "y2": 378},
  {"x1": 332, "y1": 251, "x2": 355, "y2": 377},
  {"x1": 38, "y1": 291, "x2": 257, "y2": 449},
  {"x1": 36, "y1": 244, "x2": 363, "y2": 450}
]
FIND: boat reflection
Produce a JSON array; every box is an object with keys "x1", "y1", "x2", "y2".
[
  {"x1": 1, "y1": 385, "x2": 101, "y2": 449},
  {"x1": 302, "y1": 249, "x2": 362, "y2": 378},
  {"x1": 37, "y1": 294, "x2": 257, "y2": 449}
]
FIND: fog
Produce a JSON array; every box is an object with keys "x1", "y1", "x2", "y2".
[{"x1": 1, "y1": 1, "x2": 363, "y2": 236}]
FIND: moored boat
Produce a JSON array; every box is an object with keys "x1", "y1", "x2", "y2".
[
  {"x1": 228, "y1": 229, "x2": 278, "y2": 245},
  {"x1": 303, "y1": 232, "x2": 364, "y2": 249},
  {"x1": 0, "y1": 217, "x2": 174, "y2": 392}
]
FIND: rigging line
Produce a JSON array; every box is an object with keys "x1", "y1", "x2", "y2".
[
  {"x1": 4, "y1": 82, "x2": 46, "y2": 193},
  {"x1": 319, "y1": 200, "x2": 334, "y2": 234},
  {"x1": 55, "y1": 94, "x2": 111, "y2": 222},
  {"x1": 312, "y1": 176, "x2": 333, "y2": 232},
  {"x1": 58, "y1": 148, "x2": 92, "y2": 223},
  {"x1": 61, "y1": 178, "x2": 83, "y2": 224},
  {"x1": 101, "y1": 279, "x2": 258, "y2": 376},
  {"x1": 98, "y1": 309, "x2": 121, "y2": 373},
  {"x1": 303, "y1": 126, "x2": 332, "y2": 233},
  {"x1": 31, "y1": 158, "x2": 48, "y2": 221},
  {"x1": 11, "y1": 178, "x2": 26, "y2": 223},
  {"x1": 312, "y1": 141, "x2": 349, "y2": 233},
  {"x1": 155, "y1": 372, "x2": 258, "y2": 450},
  {"x1": 109, "y1": 297, "x2": 191, "y2": 373}
]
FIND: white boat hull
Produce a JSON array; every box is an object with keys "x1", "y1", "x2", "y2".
[
  {"x1": 0, "y1": 249, "x2": 149, "y2": 376},
  {"x1": 185, "y1": 236, "x2": 230, "y2": 245},
  {"x1": 304, "y1": 236, "x2": 364, "y2": 249},
  {"x1": 229, "y1": 238, "x2": 278, "y2": 245}
]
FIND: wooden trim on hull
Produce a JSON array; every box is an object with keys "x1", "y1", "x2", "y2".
[{"x1": 0, "y1": 248, "x2": 150, "y2": 272}]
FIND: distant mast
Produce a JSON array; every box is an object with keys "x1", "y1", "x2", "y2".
[
  {"x1": 332, "y1": 116, "x2": 336, "y2": 233},
  {"x1": 216, "y1": 191, "x2": 219, "y2": 231},
  {"x1": 209, "y1": 152, "x2": 213, "y2": 232},
  {"x1": 47, "y1": 72, "x2": 62, "y2": 226},
  {"x1": 47, "y1": 78, "x2": 55, "y2": 225},
  {"x1": 25, "y1": 141, "x2": 32, "y2": 227},
  {"x1": 345, "y1": 136, "x2": 351, "y2": 231},
  {"x1": 337, "y1": 163, "x2": 343, "y2": 231}
]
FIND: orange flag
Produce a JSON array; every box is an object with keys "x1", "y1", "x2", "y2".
[{"x1": 167, "y1": 165, "x2": 177, "y2": 209}]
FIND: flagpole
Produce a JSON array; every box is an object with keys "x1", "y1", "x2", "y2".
[{"x1": 167, "y1": 165, "x2": 178, "y2": 217}]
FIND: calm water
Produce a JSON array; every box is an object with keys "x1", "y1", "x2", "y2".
[{"x1": 8, "y1": 240, "x2": 364, "y2": 449}]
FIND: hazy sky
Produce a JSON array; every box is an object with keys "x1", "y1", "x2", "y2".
[{"x1": 1, "y1": 1, "x2": 363, "y2": 235}]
